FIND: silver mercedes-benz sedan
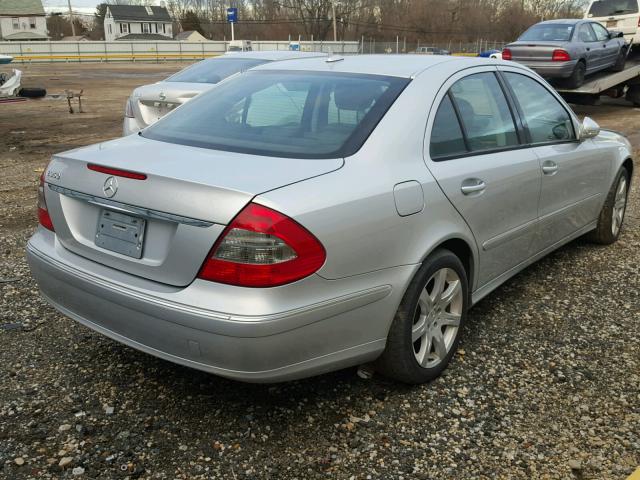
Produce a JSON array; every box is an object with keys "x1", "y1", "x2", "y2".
[
  {"x1": 123, "y1": 51, "x2": 327, "y2": 136},
  {"x1": 29, "y1": 55, "x2": 633, "y2": 384}
]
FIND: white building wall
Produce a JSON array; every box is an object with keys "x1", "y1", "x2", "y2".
[{"x1": 0, "y1": 15, "x2": 47, "y2": 40}]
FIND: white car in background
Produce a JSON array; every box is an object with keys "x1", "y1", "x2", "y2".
[
  {"x1": 123, "y1": 51, "x2": 326, "y2": 135},
  {"x1": 585, "y1": 0, "x2": 640, "y2": 43}
]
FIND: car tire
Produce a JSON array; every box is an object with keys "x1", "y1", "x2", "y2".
[
  {"x1": 376, "y1": 249, "x2": 468, "y2": 384},
  {"x1": 626, "y1": 85, "x2": 640, "y2": 106},
  {"x1": 588, "y1": 168, "x2": 630, "y2": 245},
  {"x1": 566, "y1": 61, "x2": 586, "y2": 89},
  {"x1": 18, "y1": 87, "x2": 46, "y2": 98},
  {"x1": 610, "y1": 48, "x2": 627, "y2": 72}
]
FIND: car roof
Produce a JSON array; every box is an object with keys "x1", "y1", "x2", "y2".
[
  {"x1": 249, "y1": 54, "x2": 489, "y2": 79},
  {"x1": 223, "y1": 51, "x2": 328, "y2": 61},
  {"x1": 536, "y1": 18, "x2": 585, "y2": 25}
]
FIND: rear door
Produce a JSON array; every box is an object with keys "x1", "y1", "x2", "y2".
[
  {"x1": 424, "y1": 67, "x2": 541, "y2": 286},
  {"x1": 575, "y1": 22, "x2": 602, "y2": 71},
  {"x1": 500, "y1": 68, "x2": 611, "y2": 252}
]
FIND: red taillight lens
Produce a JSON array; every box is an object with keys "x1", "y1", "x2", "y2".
[
  {"x1": 198, "y1": 203, "x2": 326, "y2": 287},
  {"x1": 552, "y1": 49, "x2": 571, "y2": 62},
  {"x1": 502, "y1": 48, "x2": 512, "y2": 61},
  {"x1": 87, "y1": 164, "x2": 147, "y2": 180},
  {"x1": 37, "y1": 171, "x2": 54, "y2": 231}
]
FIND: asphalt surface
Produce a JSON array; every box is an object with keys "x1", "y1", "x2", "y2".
[{"x1": 0, "y1": 64, "x2": 639, "y2": 479}]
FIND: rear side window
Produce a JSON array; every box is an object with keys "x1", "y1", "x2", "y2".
[
  {"x1": 143, "y1": 71, "x2": 409, "y2": 159},
  {"x1": 503, "y1": 73, "x2": 575, "y2": 144},
  {"x1": 167, "y1": 58, "x2": 269, "y2": 84},
  {"x1": 576, "y1": 23, "x2": 597, "y2": 42},
  {"x1": 588, "y1": 0, "x2": 638, "y2": 16},
  {"x1": 430, "y1": 95, "x2": 467, "y2": 159},
  {"x1": 449, "y1": 73, "x2": 519, "y2": 152}
]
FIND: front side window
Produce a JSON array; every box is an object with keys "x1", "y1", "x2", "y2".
[
  {"x1": 576, "y1": 23, "x2": 597, "y2": 42},
  {"x1": 448, "y1": 72, "x2": 519, "y2": 152},
  {"x1": 591, "y1": 22, "x2": 611, "y2": 41},
  {"x1": 143, "y1": 71, "x2": 408, "y2": 159},
  {"x1": 504, "y1": 73, "x2": 575, "y2": 144}
]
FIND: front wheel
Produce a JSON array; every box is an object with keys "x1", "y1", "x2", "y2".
[
  {"x1": 376, "y1": 249, "x2": 468, "y2": 384},
  {"x1": 588, "y1": 168, "x2": 630, "y2": 245}
]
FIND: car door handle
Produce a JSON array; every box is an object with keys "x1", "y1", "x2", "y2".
[
  {"x1": 542, "y1": 161, "x2": 558, "y2": 175},
  {"x1": 460, "y1": 179, "x2": 486, "y2": 195}
]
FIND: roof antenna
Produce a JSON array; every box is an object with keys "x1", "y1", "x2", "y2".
[{"x1": 325, "y1": 50, "x2": 344, "y2": 63}]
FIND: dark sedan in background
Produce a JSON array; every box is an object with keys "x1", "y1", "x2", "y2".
[{"x1": 503, "y1": 19, "x2": 627, "y2": 88}]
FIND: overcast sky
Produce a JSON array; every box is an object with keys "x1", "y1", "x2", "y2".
[{"x1": 43, "y1": 1, "x2": 163, "y2": 15}]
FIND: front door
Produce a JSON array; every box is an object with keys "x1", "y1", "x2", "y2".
[{"x1": 500, "y1": 69, "x2": 611, "y2": 251}]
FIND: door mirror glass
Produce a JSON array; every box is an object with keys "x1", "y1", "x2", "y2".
[{"x1": 579, "y1": 116, "x2": 600, "y2": 140}]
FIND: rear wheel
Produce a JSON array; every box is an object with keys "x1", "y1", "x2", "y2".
[
  {"x1": 376, "y1": 249, "x2": 468, "y2": 384},
  {"x1": 566, "y1": 61, "x2": 586, "y2": 89},
  {"x1": 588, "y1": 168, "x2": 629, "y2": 245}
]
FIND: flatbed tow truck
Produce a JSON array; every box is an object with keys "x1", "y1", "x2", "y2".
[{"x1": 555, "y1": 49, "x2": 640, "y2": 106}]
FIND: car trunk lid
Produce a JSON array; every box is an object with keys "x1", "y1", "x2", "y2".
[
  {"x1": 507, "y1": 41, "x2": 567, "y2": 61},
  {"x1": 132, "y1": 81, "x2": 213, "y2": 128},
  {"x1": 43, "y1": 135, "x2": 343, "y2": 286}
]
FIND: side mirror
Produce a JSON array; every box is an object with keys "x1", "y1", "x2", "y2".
[{"x1": 579, "y1": 116, "x2": 600, "y2": 140}]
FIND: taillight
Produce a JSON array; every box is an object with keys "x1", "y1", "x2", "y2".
[
  {"x1": 502, "y1": 48, "x2": 512, "y2": 61},
  {"x1": 125, "y1": 97, "x2": 135, "y2": 118},
  {"x1": 198, "y1": 203, "x2": 326, "y2": 287},
  {"x1": 37, "y1": 171, "x2": 54, "y2": 232},
  {"x1": 552, "y1": 49, "x2": 571, "y2": 62}
]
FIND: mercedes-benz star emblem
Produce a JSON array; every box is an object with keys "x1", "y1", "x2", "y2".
[{"x1": 103, "y1": 176, "x2": 118, "y2": 198}]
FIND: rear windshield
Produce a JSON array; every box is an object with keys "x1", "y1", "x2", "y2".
[
  {"x1": 143, "y1": 71, "x2": 409, "y2": 159},
  {"x1": 166, "y1": 58, "x2": 269, "y2": 84},
  {"x1": 518, "y1": 24, "x2": 575, "y2": 42},
  {"x1": 588, "y1": 0, "x2": 638, "y2": 16}
]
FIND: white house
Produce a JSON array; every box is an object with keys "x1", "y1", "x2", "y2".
[
  {"x1": 104, "y1": 5, "x2": 173, "y2": 42},
  {"x1": 0, "y1": 0, "x2": 48, "y2": 41}
]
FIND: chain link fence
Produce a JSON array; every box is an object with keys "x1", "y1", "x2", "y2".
[{"x1": 358, "y1": 38, "x2": 507, "y2": 55}]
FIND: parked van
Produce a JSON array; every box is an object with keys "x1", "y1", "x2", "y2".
[
  {"x1": 227, "y1": 40, "x2": 252, "y2": 52},
  {"x1": 585, "y1": 0, "x2": 640, "y2": 43}
]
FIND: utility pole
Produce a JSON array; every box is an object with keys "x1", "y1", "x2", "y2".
[
  {"x1": 332, "y1": 1, "x2": 337, "y2": 42},
  {"x1": 67, "y1": 0, "x2": 76, "y2": 36}
]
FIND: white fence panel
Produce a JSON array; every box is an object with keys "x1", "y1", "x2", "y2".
[{"x1": 0, "y1": 40, "x2": 360, "y2": 63}]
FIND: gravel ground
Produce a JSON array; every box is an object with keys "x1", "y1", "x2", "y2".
[{"x1": 1, "y1": 64, "x2": 639, "y2": 480}]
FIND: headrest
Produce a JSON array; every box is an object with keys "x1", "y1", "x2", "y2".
[{"x1": 334, "y1": 82, "x2": 382, "y2": 111}]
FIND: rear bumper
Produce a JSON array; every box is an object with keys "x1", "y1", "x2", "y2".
[
  {"x1": 27, "y1": 229, "x2": 416, "y2": 382},
  {"x1": 518, "y1": 60, "x2": 578, "y2": 79}
]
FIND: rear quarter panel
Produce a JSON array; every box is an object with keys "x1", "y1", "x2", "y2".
[{"x1": 256, "y1": 63, "x2": 479, "y2": 287}]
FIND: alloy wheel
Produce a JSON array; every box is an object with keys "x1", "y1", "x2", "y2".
[
  {"x1": 412, "y1": 268, "x2": 463, "y2": 368},
  {"x1": 612, "y1": 176, "x2": 627, "y2": 236}
]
